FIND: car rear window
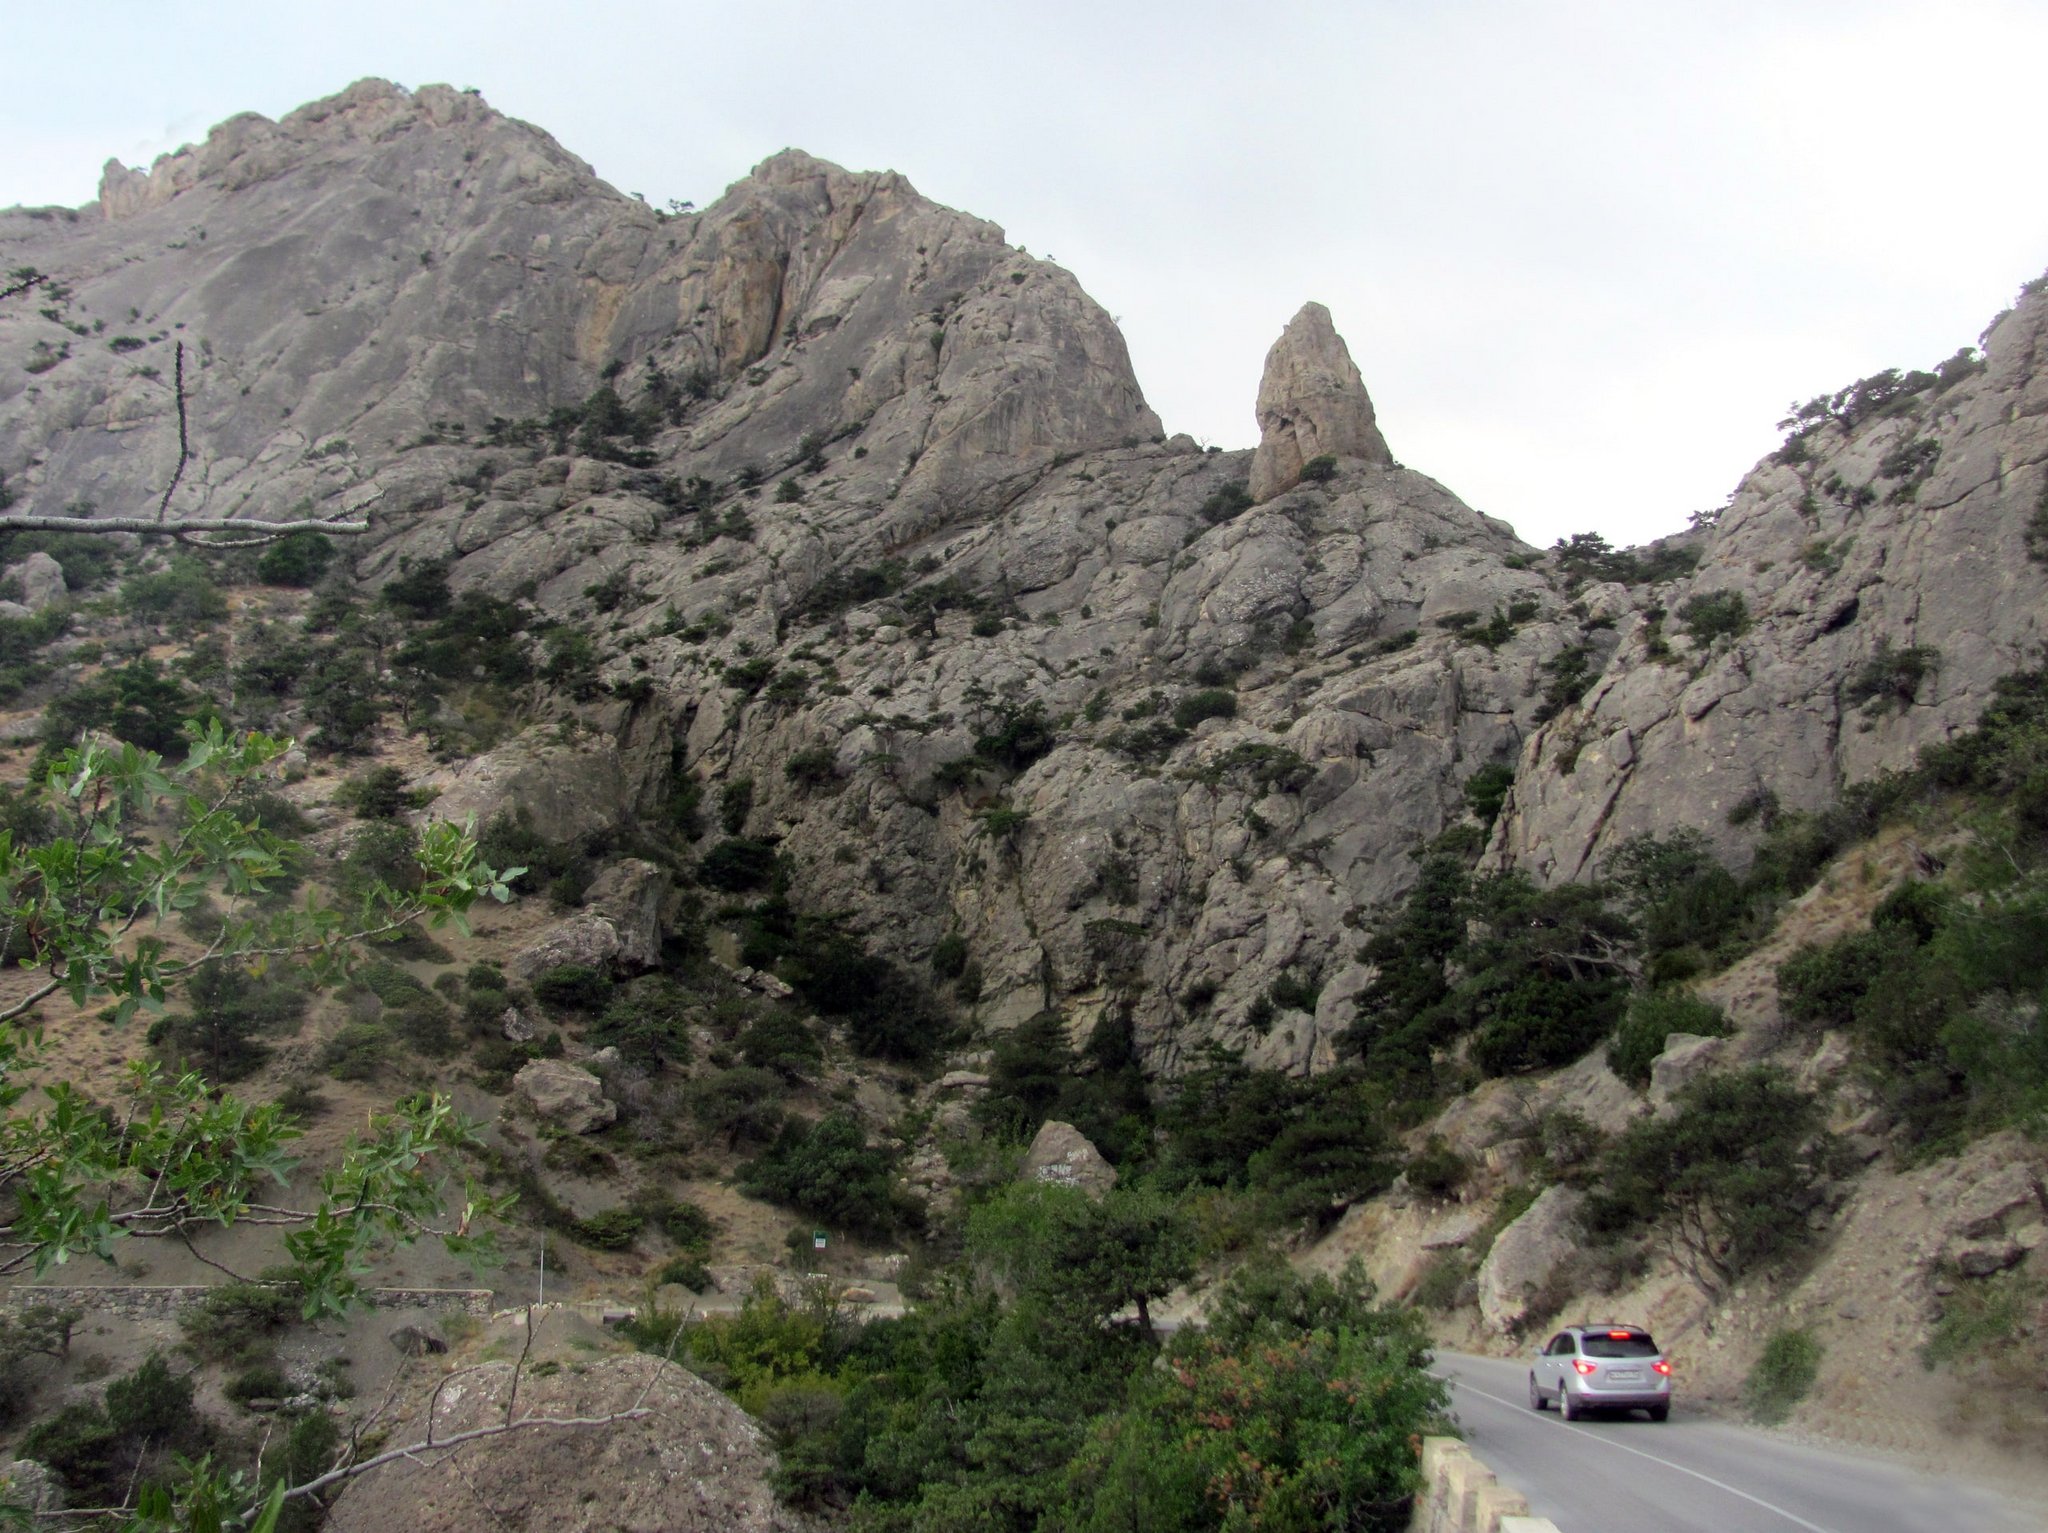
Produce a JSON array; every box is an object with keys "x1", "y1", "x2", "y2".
[{"x1": 1582, "y1": 1334, "x2": 1659, "y2": 1358}]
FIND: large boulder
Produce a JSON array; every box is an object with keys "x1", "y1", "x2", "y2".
[
  {"x1": 2, "y1": 552, "x2": 66, "y2": 611},
  {"x1": 1018, "y1": 1120, "x2": 1118, "y2": 1198},
  {"x1": 1648, "y1": 1033, "x2": 1730, "y2": 1111},
  {"x1": 421, "y1": 731, "x2": 633, "y2": 847},
  {"x1": 0, "y1": 1461, "x2": 61, "y2": 1515},
  {"x1": 507, "y1": 858, "x2": 669, "y2": 980},
  {"x1": 323, "y1": 1353, "x2": 803, "y2": 1533},
  {"x1": 1476, "y1": 1185, "x2": 1585, "y2": 1335},
  {"x1": 512, "y1": 1059, "x2": 615, "y2": 1134},
  {"x1": 1248, "y1": 301, "x2": 1392, "y2": 502}
]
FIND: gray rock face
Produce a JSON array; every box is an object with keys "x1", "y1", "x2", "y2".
[
  {"x1": 512, "y1": 1059, "x2": 615, "y2": 1134},
  {"x1": 1476, "y1": 1185, "x2": 1584, "y2": 1335},
  {"x1": 9, "y1": 76, "x2": 2048, "y2": 1100},
  {"x1": 1019, "y1": 1120, "x2": 1118, "y2": 1197},
  {"x1": 1494, "y1": 286, "x2": 2048, "y2": 884},
  {"x1": 1249, "y1": 302, "x2": 1392, "y2": 503},
  {"x1": 422, "y1": 731, "x2": 633, "y2": 847}
]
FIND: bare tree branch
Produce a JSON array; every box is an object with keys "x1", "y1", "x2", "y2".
[
  {"x1": 157, "y1": 342, "x2": 191, "y2": 523},
  {"x1": 0, "y1": 515, "x2": 368, "y2": 538}
]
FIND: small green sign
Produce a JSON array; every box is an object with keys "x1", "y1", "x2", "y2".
[{"x1": 812, "y1": 1230, "x2": 828, "y2": 1249}]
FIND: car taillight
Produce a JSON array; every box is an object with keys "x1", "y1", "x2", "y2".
[
  {"x1": 1573, "y1": 1359, "x2": 1597, "y2": 1375},
  {"x1": 1652, "y1": 1361, "x2": 1671, "y2": 1375}
]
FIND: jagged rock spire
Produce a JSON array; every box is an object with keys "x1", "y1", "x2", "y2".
[{"x1": 1249, "y1": 302, "x2": 1391, "y2": 502}]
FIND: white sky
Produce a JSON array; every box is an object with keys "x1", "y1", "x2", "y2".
[{"x1": 6, "y1": 0, "x2": 2046, "y2": 549}]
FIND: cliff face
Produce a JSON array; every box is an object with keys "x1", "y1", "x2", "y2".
[
  {"x1": 1496, "y1": 295, "x2": 2048, "y2": 882},
  {"x1": 4, "y1": 79, "x2": 2043, "y2": 1078}
]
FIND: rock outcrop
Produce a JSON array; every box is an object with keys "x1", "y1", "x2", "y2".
[
  {"x1": 1493, "y1": 291, "x2": 2048, "y2": 883},
  {"x1": 1248, "y1": 302, "x2": 1392, "y2": 502},
  {"x1": 512, "y1": 1059, "x2": 615, "y2": 1134},
  {"x1": 1475, "y1": 1185, "x2": 1584, "y2": 1335},
  {"x1": 508, "y1": 857, "x2": 669, "y2": 979},
  {"x1": 6, "y1": 76, "x2": 2047, "y2": 1091},
  {"x1": 324, "y1": 1353, "x2": 803, "y2": 1533},
  {"x1": 1019, "y1": 1120, "x2": 1118, "y2": 1197}
]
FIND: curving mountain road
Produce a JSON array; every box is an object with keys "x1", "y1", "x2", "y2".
[{"x1": 1434, "y1": 1352, "x2": 2043, "y2": 1533}]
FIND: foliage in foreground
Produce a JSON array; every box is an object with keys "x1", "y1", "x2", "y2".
[
  {"x1": 0, "y1": 725, "x2": 519, "y2": 1312},
  {"x1": 619, "y1": 1251, "x2": 1447, "y2": 1531}
]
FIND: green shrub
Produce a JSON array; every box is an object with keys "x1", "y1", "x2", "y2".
[
  {"x1": 784, "y1": 745, "x2": 839, "y2": 787},
  {"x1": 1677, "y1": 590, "x2": 1749, "y2": 643},
  {"x1": 1298, "y1": 454, "x2": 1338, "y2": 483},
  {"x1": 588, "y1": 977, "x2": 694, "y2": 1068},
  {"x1": 1469, "y1": 967, "x2": 1626, "y2": 1076},
  {"x1": 42, "y1": 656, "x2": 214, "y2": 755},
  {"x1": 0, "y1": 529, "x2": 117, "y2": 591},
  {"x1": 337, "y1": 820, "x2": 423, "y2": 907},
  {"x1": 719, "y1": 777, "x2": 755, "y2": 835},
  {"x1": 180, "y1": 1282, "x2": 302, "y2": 1365},
  {"x1": 1920, "y1": 1271, "x2": 2038, "y2": 1369},
  {"x1": 700, "y1": 837, "x2": 778, "y2": 892},
  {"x1": 930, "y1": 932, "x2": 968, "y2": 979},
  {"x1": 1405, "y1": 1135, "x2": 1468, "y2": 1198},
  {"x1": 532, "y1": 964, "x2": 612, "y2": 1013},
  {"x1": 574, "y1": 1207, "x2": 646, "y2": 1249},
  {"x1": 148, "y1": 958, "x2": 312, "y2": 1083},
  {"x1": 302, "y1": 651, "x2": 384, "y2": 753},
  {"x1": 340, "y1": 764, "x2": 413, "y2": 820},
  {"x1": 256, "y1": 530, "x2": 334, "y2": 587},
  {"x1": 1776, "y1": 928, "x2": 1901, "y2": 1032},
  {"x1": 105, "y1": 1353, "x2": 196, "y2": 1440},
  {"x1": 1198, "y1": 482, "x2": 1254, "y2": 523},
  {"x1": 653, "y1": 1255, "x2": 714, "y2": 1292},
  {"x1": 0, "y1": 606, "x2": 68, "y2": 705},
  {"x1": 380, "y1": 559, "x2": 452, "y2": 620},
  {"x1": 1590, "y1": 1068, "x2": 1844, "y2": 1297},
  {"x1": 224, "y1": 1362, "x2": 292, "y2": 1406},
  {"x1": 1463, "y1": 762, "x2": 1515, "y2": 827},
  {"x1": 120, "y1": 558, "x2": 227, "y2": 632},
  {"x1": 20, "y1": 1401, "x2": 122, "y2": 1501},
  {"x1": 541, "y1": 626, "x2": 602, "y2": 699},
  {"x1": 1742, "y1": 1328, "x2": 1822, "y2": 1424},
  {"x1": 741, "y1": 1011, "x2": 823, "y2": 1080},
  {"x1": 739, "y1": 1111, "x2": 905, "y2": 1234},
  {"x1": 974, "y1": 698, "x2": 1058, "y2": 771},
  {"x1": 692, "y1": 1067, "x2": 785, "y2": 1149},
  {"x1": 1607, "y1": 989, "x2": 1730, "y2": 1087},
  {"x1": 1845, "y1": 639, "x2": 1939, "y2": 712},
  {"x1": 1172, "y1": 688, "x2": 1237, "y2": 731},
  {"x1": 321, "y1": 1022, "x2": 389, "y2": 1081}
]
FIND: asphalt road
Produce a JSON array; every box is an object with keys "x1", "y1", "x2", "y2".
[{"x1": 1434, "y1": 1351, "x2": 2044, "y2": 1533}]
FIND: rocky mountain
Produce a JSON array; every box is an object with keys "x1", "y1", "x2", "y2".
[{"x1": 6, "y1": 77, "x2": 2045, "y2": 1096}]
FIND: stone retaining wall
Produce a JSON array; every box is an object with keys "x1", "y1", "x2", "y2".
[{"x1": 0, "y1": 1285, "x2": 495, "y2": 1320}]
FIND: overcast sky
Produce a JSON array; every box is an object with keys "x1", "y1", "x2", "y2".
[{"x1": 6, "y1": 1, "x2": 2045, "y2": 548}]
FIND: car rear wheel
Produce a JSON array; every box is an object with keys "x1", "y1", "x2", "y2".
[
  {"x1": 1528, "y1": 1374, "x2": 1547, "y2": 1411},
  {"x1": 1648, "y1": 1405, "x2": 1669, "y2": 1423},
  {"x1": 1559, "y1": 1387, "x2": 1580, "y2": 1421}
]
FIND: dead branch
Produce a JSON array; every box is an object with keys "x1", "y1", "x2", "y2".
[
  {"x1": 280, "y1": 1406, "x2": 658, "y2": 1502},
  {"x1": 0, "y1": 515, "x2": 369, "y2": 539}
]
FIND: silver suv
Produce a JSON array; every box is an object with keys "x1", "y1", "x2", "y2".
[{"x1": 1528, "y1": 1325, "x2": 1671, "y2": 1421}]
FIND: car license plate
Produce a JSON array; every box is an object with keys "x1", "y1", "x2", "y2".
[{"x1": 1606, "y1": 1370, "x2": 1642, "y2": 1383}]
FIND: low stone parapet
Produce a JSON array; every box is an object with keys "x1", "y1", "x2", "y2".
[
  {"x1": 1413, "y1": 1437, "x2": 1559, "y2": 1533},
  {"x1": 0, "y1": 1284, "x2": 495, "y2": 1319}
]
